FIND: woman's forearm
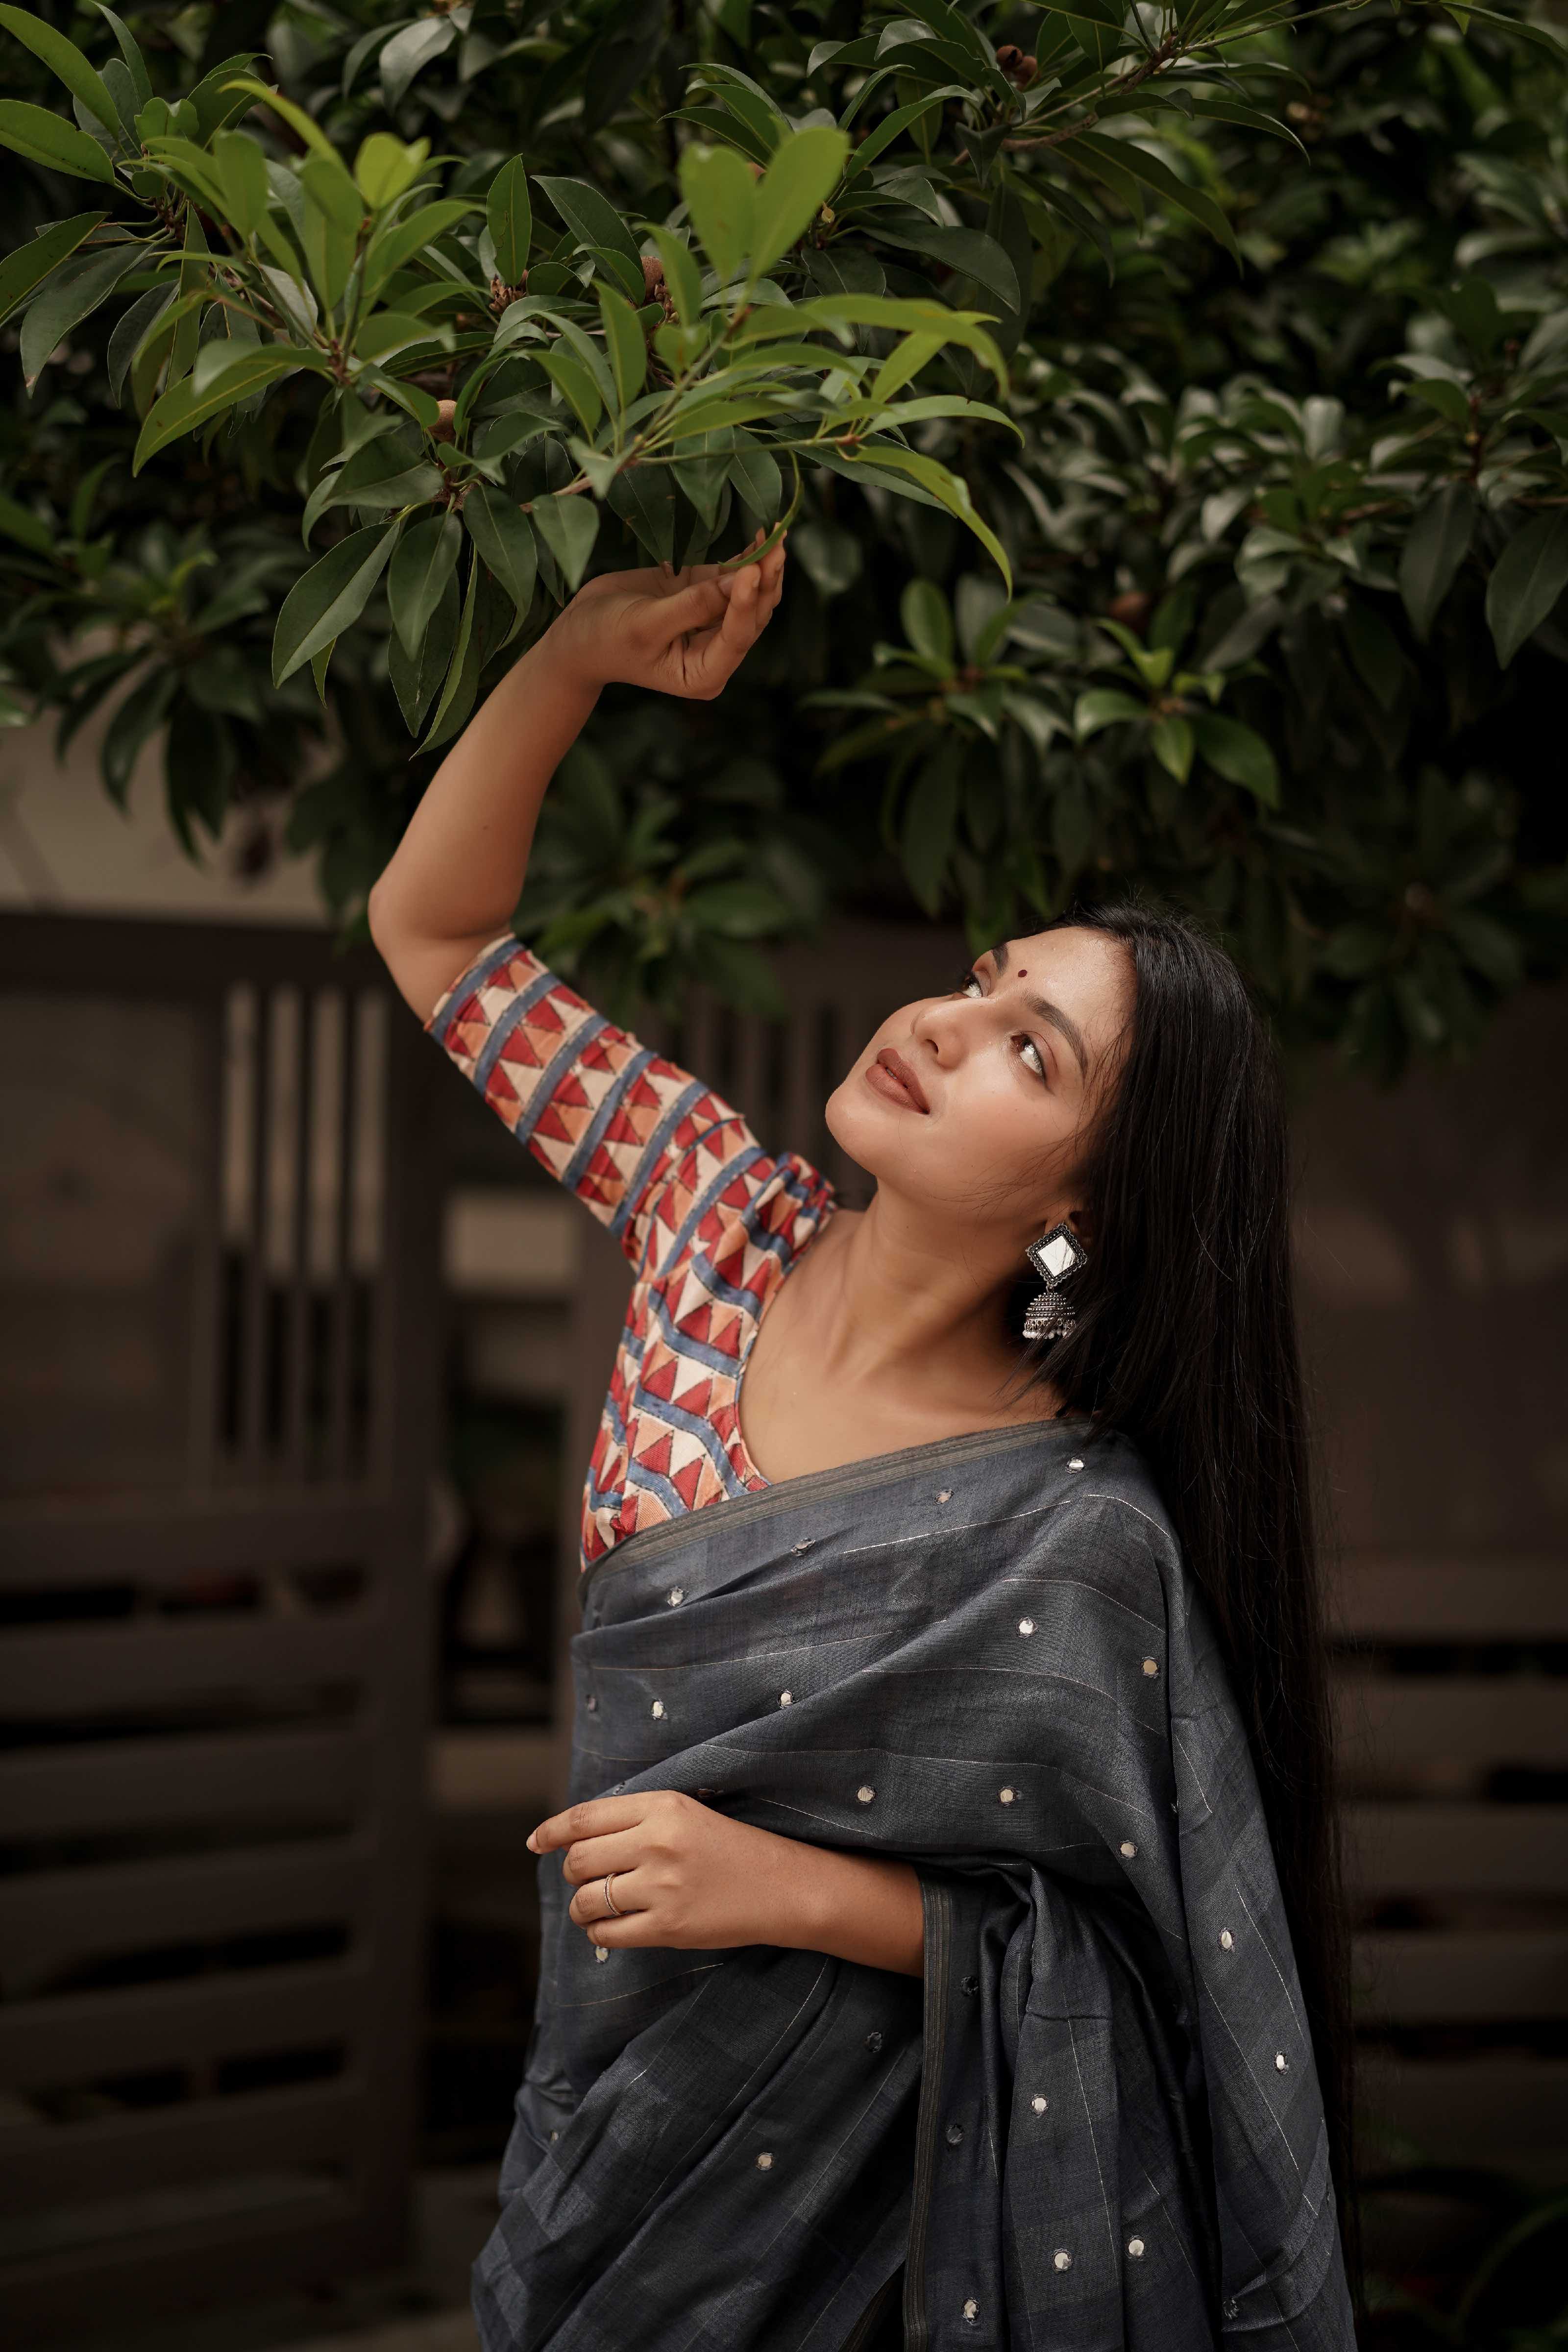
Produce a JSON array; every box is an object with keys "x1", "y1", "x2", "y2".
[
  {"x1": 368, "y1": 625, "x2": 598, "y2": 1023},
  {"x1": 772, "y1": 1841, "x2": 925, "y2": 1978},
  {"x1": 367, "y1": 546, "x2": 784, "y2": 1028}
]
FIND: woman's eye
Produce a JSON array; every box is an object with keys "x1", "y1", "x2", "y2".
[
  {"x1": 956, "y1": 968, "x2": 983, "y2": 998},
  {"x1": 1018, "y1": 1038, "x2": 1047, "y2": 1082}
]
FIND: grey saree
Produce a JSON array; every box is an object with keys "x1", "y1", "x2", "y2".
[{"x1": 472, "y1": 1417, "x2": 1355, "y2": 2352}]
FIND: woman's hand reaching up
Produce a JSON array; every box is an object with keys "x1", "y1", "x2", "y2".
[
  {"x1": 547, "y1": 529, "x2": 787, "y2": 702},
  {"x1": 367, "y1": 530, "x2": 784, "y2": 1025},
  {"x1": 526, "y1": 1786, "x2": 924, "y2": 1976}
]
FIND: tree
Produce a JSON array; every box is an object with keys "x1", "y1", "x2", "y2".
[{"x1": 2, "y1": 0, "x2": 1566, "y2": 1071}]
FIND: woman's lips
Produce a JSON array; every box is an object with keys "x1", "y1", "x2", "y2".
[{"x1": 867, "y1": 1047, "x2": 930, "y2": 1113}]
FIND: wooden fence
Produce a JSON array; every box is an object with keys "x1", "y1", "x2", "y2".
[{"x1": 0, "y1": 915, "x2": 441, "y2": 2337}]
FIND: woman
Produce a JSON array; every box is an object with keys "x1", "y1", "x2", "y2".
[{"x1": 369, "y1": 540, "x2": 1358, "y2": 2352}]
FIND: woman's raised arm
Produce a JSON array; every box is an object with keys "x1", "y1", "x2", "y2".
[{"x1": 367, "y1": 537, "x2": 787, "y2": 1025}]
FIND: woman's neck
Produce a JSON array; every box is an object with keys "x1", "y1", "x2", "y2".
[{"x1": 805, "y1": 1191, "x2": 1049, "y2": 1413}]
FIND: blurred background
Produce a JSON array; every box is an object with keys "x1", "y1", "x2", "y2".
[{"x1": 1, "y1": 720, "x2": 1565, "y2": 2352}]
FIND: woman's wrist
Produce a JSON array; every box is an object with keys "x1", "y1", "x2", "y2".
[{"x1": 767, "y1": 1834, "x2": 925, "y2": 1979}]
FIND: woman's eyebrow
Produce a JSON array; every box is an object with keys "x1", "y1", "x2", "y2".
[
  {"x1": 983, "y1": 942, "x2": 1087, "y2": 1077},
  {"x1": 1023, "y1": 994, "x2": 1087, "y2": 1077}
]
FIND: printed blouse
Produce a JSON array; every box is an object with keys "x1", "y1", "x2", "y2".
[{"x1": 426, "y1": 933, "x2": 836, "y2": 1570}]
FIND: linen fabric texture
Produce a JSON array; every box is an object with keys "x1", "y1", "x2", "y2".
[
  {"x1": 471, "y1": 1425, "x2": 1354, "y2": 2351},
  {"x1": 424, "y1": 935, "x2": 1353, "y2": 2350}
]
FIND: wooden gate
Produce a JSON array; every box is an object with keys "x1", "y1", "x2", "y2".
[{"x1": 0, "y1": 913, "x2": 440, "y2": 2336}]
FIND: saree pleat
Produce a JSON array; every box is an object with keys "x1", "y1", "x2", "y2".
[{"x1": 473, "y1": 1419, "x2": 1355, "y2": 2352}]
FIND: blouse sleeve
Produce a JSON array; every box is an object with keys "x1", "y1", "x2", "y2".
[{"x1": 424, "y1": 932, "x2": 761, "y2": 1278}]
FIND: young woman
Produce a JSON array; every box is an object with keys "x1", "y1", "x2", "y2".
[{"x1": 369, "y1": 539, "x2": 1358, "y2": 2352}]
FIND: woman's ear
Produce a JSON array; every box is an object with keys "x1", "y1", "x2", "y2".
[{"x1": 1066, "y1": 1205, "x2": 1095, "y2": 1250}]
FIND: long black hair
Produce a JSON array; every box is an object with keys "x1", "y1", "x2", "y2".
[{"x1": 1017, "y1": 896, "x2": 1357, "y2": 2290}]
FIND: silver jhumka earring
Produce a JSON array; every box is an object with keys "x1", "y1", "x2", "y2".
[{"x1": 1023, "y1": 1221, "x2": 1088, "y2": 1342}]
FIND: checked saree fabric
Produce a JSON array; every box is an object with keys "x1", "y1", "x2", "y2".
[
  {"x1": 426, "y1": 933, "x2": 835, "y2": 1571},
  {"x1": 470, "y1": 1424, "x2": 1356, "y2": 2352}
]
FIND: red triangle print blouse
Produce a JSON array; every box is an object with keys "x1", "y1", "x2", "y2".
[{"x1": 426, "y1": 934, "x2": 837, "y2": 1571}]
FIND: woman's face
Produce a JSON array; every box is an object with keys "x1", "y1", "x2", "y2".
[{"x1": 825, "y1": 926, "x2": 1133, "y2": 1239}]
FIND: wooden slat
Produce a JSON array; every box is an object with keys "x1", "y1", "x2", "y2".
[
  {"x1": 1334, "y1": 1678, "x2": 1568, "y2": 1767},
  {"x1": 0, "y1": 1493, "x2": 402, "y2": 1587},
  {"x1": 0, "y1": 1725, "x2": 373, "y2": 1838},
  {"x1": 1358, "y1": 2057, "x2": 1568, "y2": 2160},
  {"x1": 0, "y1": 1609, "x2": 379, "y2": 1717},
  {"x1": 1345, "y1": 1802, "x2": 1568, "y2": 1894},
  {"x1": 1355, "y1": 1930, "x2": 1568, "y2": 2021},
  {"x1": 0, "y1": 1837, "x2": 374, "y2": 1975},
  {"x1": 0, "y1": 1959, "x2": 370, "y2": 2086},
  {"x1": 1333, "y1": 1555, "x2": 1568, "y2": 1639},
  {"x1": 0, "y1": 2080, "x2": 362, "y2": 2213}
]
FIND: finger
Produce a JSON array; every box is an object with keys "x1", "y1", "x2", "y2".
[
  {"x1": 527, "y1": 1794, "x2": 645, "y2": 1854},
  {"x1": 686, "y1": 564, "x2": 761, "y2": 689},
  {"x1": 566, "y1": 1864, "x2": 648, "y2": 1924},
  {"x1": 558, "y1": 1824, "x2": 650, "y2": 1884},
  {"x1": 645, "y1": 577, "x2": 730, "y2": 643}
]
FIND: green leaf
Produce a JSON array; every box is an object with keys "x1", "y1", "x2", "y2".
[
  {"x1": 390, "y1": 565, "x2": 459, "y2": 735},
  {"x1": 464, "y1": 487, "x2": 537, "y2": 619},
  {"x1": 379, "y1": 16, "x2": 453, "y2": 108},
  {"x1": 212, "y1": 129, "x2": 270, "y2": 236},
  {"x1": 607, "y1": 464, "x2": 676, "y2": 564},
  {"x1": 532, "y1": 493, "x2": 599, "y2": 590},
  {"x1": 299, "y1": 154, "x2": 363, "y2": 311},
  {"x1": 133, "y1": 346, "x2": 314, "y2": 472},
  {"x1": 597, "y1": 283, "x2": 646, "y2": 416},
  {"x1": 221, "y1": 75, "x2": 339, "y2": 166},
  {"x1": 0, "y1": 5, "x2": 121, "y2": 138},
  {"x1": 1150, "y1": 713, "x2": 1194, "y2": 784},
  {"x1": 1067, "y1": 131, "x2": 1240, "y2": 265},
  {"x1": 0, "y1": 492, "x2": 54, "y2": 556},
  {"x1": 649, "y1": 228, "x2": 701, "y2": 329},
  {"x1": 680, "y1": 143, "x2": 756, "y2": 288},
  {"x1": 537, "y1": 347, "x2": 603, "y2": 435},
  {"x1": 421, "y1": 555, "x2": 479, "y2": 748},
  {"x1": 388, "y1": 513, "x2": 463, "y2": 657},
  {"x1": 0, "y1": 212, "x2": 106, "y2": 331},
  {"x1": 1076, "y1": 687, "x2": 1148, "y2": 737},
  {"x1": 273, "y1": 521, "x2": 400, "y2": 685},
  {"x1": 354, "y1": 132, "x2": 428, "y2": 213},
  {"x1": 749, "y1": 124, "x2": 849, "y2": 276},
  {"x1": 1191, "y1": 713, "x2": 1279, "y2": 804},
  {"x1": 1399, "y1": 484, "x2": 1476, "y2": 644},
  {"x1": 901, "y1": 578, "x2": 953, "y2": 667},
  {"x1": 361, "y1": 198, "x2": 481, "y2": 303},
  {"x1": 534, "y1": 175, "x2": 642, "y2": 273},
  {"x1": 903, "y1": 742, "x2": 962, "y2": 914},
  {"x1": 488, "y1": 157, "x2": 532, "y2": 284},
  {"x1": 855, "y1": 446, "x2": 1011, "y2": 590},
  {"x1": 1484, "y1": 507, "x2": 1568, "y2": 670},
  {"x1": 102, "y1": 668, "x2": 175, "y2": 805},
  {"x1": 865, "y1": 222, "x2": 1020, "y2": 311},
  {"x1": 0, "y1": 100, "x2": 117, "y2": 184},
  {"x1": 93, "y1": 4, "x2": 151, "y2": 109},
  {"x1": 20, "y1": 239, "x2": 144, "y2": 389},
  {"x1": 728, "y1": 435, "x2": 782, "y2": 523}
]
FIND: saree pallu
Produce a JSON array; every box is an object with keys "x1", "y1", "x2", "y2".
[{"x1": 473, "y1": 1421, "x2": 1355, "y2": 2352}]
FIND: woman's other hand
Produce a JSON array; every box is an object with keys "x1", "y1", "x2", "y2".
[
  {"x1": 527, "y1": 1786, "x2": 924, "y2": 1975},
  {"x1": 546, "y1": 529, "x2": 786, "y2": 703}
]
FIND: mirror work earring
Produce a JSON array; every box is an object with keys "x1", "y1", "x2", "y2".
[{"x1": 1023, "y1": 1221, "x2": 1088, "y2": 1342}]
